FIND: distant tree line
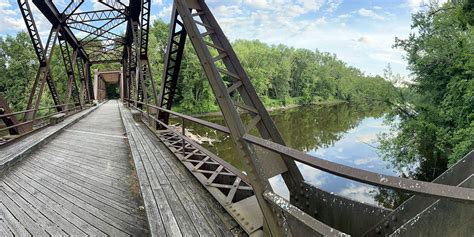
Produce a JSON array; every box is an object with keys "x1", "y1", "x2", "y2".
[{"x1": 148, "y1": 20, "x2": 396, "y2": 113}]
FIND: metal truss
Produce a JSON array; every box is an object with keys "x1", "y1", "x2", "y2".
[
  {"x1": 158, "y1": 130, "x2": 261, "y2": 235},
  {"x1": 67, "y1": 10, "x2": 126, "y2": 23},
  {"x1": 139, "y1": 0, "x2": 151, "y2": 57},
  {"x1": 62, "y1": 0, "x2": 84, "y2": 19},
  {"x1": 161, "y1": 1, "x2": 305, "y2": 235},
  {"x1": 59, "y1": 36, "x2": 82, "y2": 110},
  {"x1": 76, "y1": 56, "x2": 90, "y2": 103},
  {"x1": 19, "y1": 0, "x2": 62, "y2": 123},
  {"x1": 99, "y1": 0, "x2": 127, "y2": 13},
  {"x1": 76, "y1": 18, "x2": 126, "y2": 44},
  {"x1": 156, "y1": 7, "x2": 187, "y2": 126}
]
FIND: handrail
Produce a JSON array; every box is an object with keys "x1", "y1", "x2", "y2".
[
  {"x1": 125, "y1": 99, "x2": 474, "y2": 203},
  {"x1": 0, "y1": 103, "x2": 85, "y2": 134},
  {"x1": 0, "y1": 102, "x2": 76, "y2": 119}
]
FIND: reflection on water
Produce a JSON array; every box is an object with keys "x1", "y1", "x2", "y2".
[{"x1": 172, "y1": 102, "x2": 400, "y2": 207}]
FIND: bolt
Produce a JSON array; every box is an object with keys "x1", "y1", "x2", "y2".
[
  {"x1": 375, "y1": 227, "x2": 381, "y2": 234},
  {"x1": 245, "y1": 221, "x2": 249, "y2": 226},
  {"x1": 313, "y1": 210, "x2": 318, "y2": 216},
  {"x1": 384, "y1": 221, "x2": 389, "y2": 228},
  {"x1": 305, "y1": 201, "x2": 309, "y2": 206},
  {"x1": 391, "y1": 216, "x2": 397, "y2": 222}
]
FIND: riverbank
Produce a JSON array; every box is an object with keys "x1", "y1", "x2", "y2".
[{"x1": 185, "y1": 99, "x2": 348, "y2": 118}]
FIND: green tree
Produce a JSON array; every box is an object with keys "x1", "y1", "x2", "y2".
[{"x1": 380, "y1": 0, "x2": 474, "y2": 181}]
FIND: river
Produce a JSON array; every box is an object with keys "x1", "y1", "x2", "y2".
[{"x1": 172, "y1": 102, "x2": 401, "y2": 207}]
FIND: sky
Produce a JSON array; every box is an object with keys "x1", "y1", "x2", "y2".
[{"x1": 0, "y1": 0, "x2": 442, "y2": 78}]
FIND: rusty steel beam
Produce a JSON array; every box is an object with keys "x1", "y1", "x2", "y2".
[
  {"x1": 156, "y1": 6, "x2": 187, "y2": 126},
  {"x1": 32, "y1": 0, "x2": 88, "y2": 60}
]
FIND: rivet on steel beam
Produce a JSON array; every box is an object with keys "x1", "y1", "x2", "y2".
[
  {"x1": 375, "y1": 227, "x2": 381, "y2": 234},
  {"x1": 305, "y1": 201, "x2": 309, "y2": 206},
  {"x1": 240, "y1": 217, "x2": 245, "y2": 221},
  {"x1": 236, "y1": 213, "x2": 240, "y2": 216},
  {"x1": 391, "y1": 216, "x2": 397, "y2": 222},
  {"x1": 313, "y1": 210, "x2": 318, "y2": 216},
  {"x1": 384, "y1": 221, "x2": 389, "y2": 228},
  {"x1": 245, "y1": 221, "x2": 249, "y2": 226}
]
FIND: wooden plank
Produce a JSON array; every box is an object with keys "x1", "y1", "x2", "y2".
[
  {"x1": 0, "y1": 219, "x2": 13, "y2": 237},
  {"x1": 22, "y1": 154, "x2": 134, "y2": 200},
  {"x1": 9, "y1": 171, "x2": 125, "y2": 236},
  {"x1": 20, "y1": 160, "x2": 142, "y2": 217},
  {"x1": 29, "y1": 152, "x2": 132, "y2": 189},
  {"x1": 0, "y1": 202, "x2": 30, "y2": 236},
  {"x1": 123, "y1": 119, "x2": 169, "y2": 236},
  {"x1": 2, "y1": 177, "x2": 89, "y2": 236},
  {"x1": 22, "y1": 156, "x2": 137, "y2": 207},
  {"x1": 0, "y1": 182, "x2": 65, "y2": 236},
  {"x1": 38, "y1": 148, "x2": 130, "y2": 174},
  {"x1": 16, "y1": 165, "x2": 145, "y2": 229},
  {"x1": 0, "y1": 190, "x2": 50, "y2": 236}
]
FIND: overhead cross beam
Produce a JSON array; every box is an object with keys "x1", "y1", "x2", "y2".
[
  {"x1": 67, "y1": 10, "x2": 126, "y2": 23},
  {"x1": 32, "y1": 0, "x2": 89, "y2": 60}
]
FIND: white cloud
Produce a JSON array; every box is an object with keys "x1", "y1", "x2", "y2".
[
  {"x1": 243, "y1": 0, "x2": 269, "y2": 9},
  {"x1": 327, "y1": 0, "x2": 342, "y2": 13},
  {"x1": 297, "y1": 0, "x2": 325, "y2": 11},
  {"x1": 353, "y1": 157, "x2": 379, "y2": 165},
  {"x1": 152, "y1": 0, "x2": 163, "y2": 6},
  {"x1": 158, "y1": 4, "x2": 172, "y2": 18},
  {"x1": 357, "y1": 8, "x2": 384, "y2": 20},
  {"x1": 339, "y1": 184, "x2": 376, "y2": 204},
  {"x1": 357, "y1": 36, "x2": 375, "y2": 45},
  {"x1": 405, "y1": 0, "x2": 448, "y2": 12}
]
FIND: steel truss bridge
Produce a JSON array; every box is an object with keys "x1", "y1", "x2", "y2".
[{"x1": 0, "y1": 0, "x2": 473, "y2": 236}]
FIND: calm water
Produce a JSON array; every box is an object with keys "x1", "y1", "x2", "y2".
[{"x1": 173, "y1": 103, "x2": 399, "y2": 206}]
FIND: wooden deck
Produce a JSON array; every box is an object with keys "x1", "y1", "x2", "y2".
[
  {"x1": 0, "y1": 100, "x2": 240, "y2": 236},
  {"x1": 0, "y1": 105, "x2": 98, "y2": 171},
  {"x1": 119, "y1": 103, "x2": 239, "y2": 236},
  {"x1": 0, "y1": 101, "x2": 147, "y2": 236}
]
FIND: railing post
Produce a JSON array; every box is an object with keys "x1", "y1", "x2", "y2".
[{"x1": 182, "y1": 117, "x2": 185, "y2": 157}]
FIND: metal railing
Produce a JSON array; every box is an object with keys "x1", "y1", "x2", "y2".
[{"x1": 0, "y1": 102, "x2": 86, "y2": 139}]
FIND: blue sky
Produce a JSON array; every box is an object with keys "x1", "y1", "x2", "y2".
[{"x1": 0, "y1": 0, "x2": 441, "y2": 78}]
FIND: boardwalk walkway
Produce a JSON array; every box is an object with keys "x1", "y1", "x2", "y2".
[
  {"x1": 0, "y1": 100, "x2": 147, "y2": 236},
  {"x1": 119, "y1": 103, "x2": 236, "y2": 236}
]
